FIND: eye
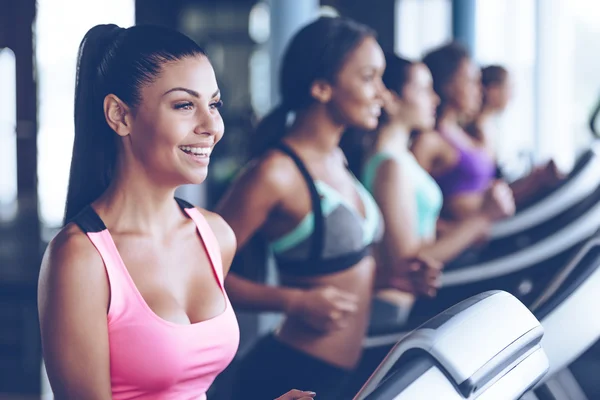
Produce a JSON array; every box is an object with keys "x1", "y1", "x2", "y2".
[
  {"x1": 363, "y1": 74, "x2": 375, "y2": 82},
  {"x1": 174, "y1": 101, "x2": 194, "y2": 111},
  {"x1": 211, "y1": 100, "x2": 224, "y2": 109}
]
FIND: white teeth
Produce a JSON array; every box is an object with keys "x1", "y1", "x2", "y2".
[{"x1": 180, "y1": 146, "x2": 212, "y2": 157}]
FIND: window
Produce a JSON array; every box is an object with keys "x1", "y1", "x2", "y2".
[
  {"x1": 476, "y1": 0, "x2": 600, "y2": 175},
  {"x1": 569, "y1": 0, "x2": 600, "y2": 154},
  {"x1": 0, "y1": 48, "x2": 17, "y2": 222},
  {"x1": 475, "y1": 0, "x2": 537, "y2": 179},
  {"x1": 395, "y1": 0, "x2": 452, "y2": 59},
  {"x1": 534, "y1": 0, "x2": 600, "y2": 171},
  {"x1": 36, "y1": 0, "x2": 135, "y2": 229}
]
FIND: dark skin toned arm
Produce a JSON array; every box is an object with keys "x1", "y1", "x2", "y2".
[
  {"x1": 217, "y1": 154, "x2": 305, "y2": 313},
  {"x1": 217, "y1": 151, "x2": 360, "y2": 333}
]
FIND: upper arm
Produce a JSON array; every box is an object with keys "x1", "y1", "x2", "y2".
[
  {"x1": 215, "y1": 154, "x2": 291, "y2": 248},
  {"x1": 373, "y1": 159, "x2": 422, "y2": 260},
  {"x1": 411, "y1": 131, "x2": 442, "y2": 173},
  {"x1": 38, "y1": 226, "x2": 112, "y2": 400},
  {"x1": 201, "y1": 209, "x2": 237, "y2": 277}
]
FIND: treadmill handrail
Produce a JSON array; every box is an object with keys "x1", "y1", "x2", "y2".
[
  {"x1": 442, "y1": 200, "x2": 600, "y2": 286},
  {"x1": 590, "y1": 96, "x2": 600, "y2": 138},
  {"x1": 491, "y1": 148, "x2": 600, "y2": 238},
  {"x1": 355, "y1": 291, "x2": 544, "y2": 399},
  {"x1": 530, "y1": 235, "x2": 600, "y2": 311}
]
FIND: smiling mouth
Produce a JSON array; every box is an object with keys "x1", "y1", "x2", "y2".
[{"x1": 179, "y1": 146, "x2": 212, "y2": 157}]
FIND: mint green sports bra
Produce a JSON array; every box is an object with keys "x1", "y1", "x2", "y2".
[
  {"x1": 268, "y1": 143, "x2": 384, "y2": 277},
  {"x1": 270, "y1": 179, "x2": 382, "y2": 253},
  {"x1": 362, "y1": 151, "x2": 443, "y2": 239}
]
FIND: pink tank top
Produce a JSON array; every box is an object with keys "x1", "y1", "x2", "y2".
[{"x1": 73, "y1": 198, "x2": 240, "y2": 400}]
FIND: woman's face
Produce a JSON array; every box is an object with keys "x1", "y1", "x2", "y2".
[
  {"x1": 445, "y1": 58, "x2": 482, "y2": 118},
  {"x1": 123, "y1": 55, "x2": 224, "y2": 186},
  {"x1": 485, "y1": 76, "x2": 513, "y2": 112},
  {"x1": 390, "y1": 63, "x2": 439, "y2": 131},
  {"x1": 328, "y1": 36, "x2": 387, "y2": 131}
]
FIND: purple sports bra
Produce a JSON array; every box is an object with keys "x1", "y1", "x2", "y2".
[{"x1": 433, "y1": 127, "x2": 496, "y2": 197}]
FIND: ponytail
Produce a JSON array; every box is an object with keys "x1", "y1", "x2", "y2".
[
  {"x1": 63, "y1": 24, "x2": 205, "y2": 225},
  {"x1": 64, "y1": 25, "x2": 124, "y2": 224},
  {"x1": 249, "y1": 104, "x2": 290, "y2": 158},
  {"x1": 247, "y1": 17, "x2": 375, "y2": 160}
]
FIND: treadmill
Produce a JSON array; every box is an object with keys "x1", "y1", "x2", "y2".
[
  {"x1": 354, "y1": 291, "x2": 549, "y2": 400},
  {"x1": 361, "y1": 229, "x2": 600, "y2": 399}
]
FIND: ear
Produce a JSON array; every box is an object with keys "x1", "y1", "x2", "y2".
[
  {"x1": 104, "y1": 94, "x2": 133, "y2": 137},
  {"x1": 310, "y1": 79, "x2": 333, "y2": 103}
]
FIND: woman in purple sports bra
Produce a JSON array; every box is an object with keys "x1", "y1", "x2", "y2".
[{"x1": 411, "y1": 42, "x2": 515, "y2": 222}]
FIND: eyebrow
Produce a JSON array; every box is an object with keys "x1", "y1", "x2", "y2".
[{"x1": 163, "y1": 87, "x2": 220, "y2": 99}]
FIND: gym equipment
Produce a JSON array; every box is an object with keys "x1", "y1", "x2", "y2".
[{"x1": 355, "y1": 291, "x2": 549, "y2": 400}]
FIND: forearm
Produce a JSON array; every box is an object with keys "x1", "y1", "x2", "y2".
[
  {"x1": 509, "y1": 170, "x2": 545, "y2": 206},
  {"x1": 224, "y1": 272, "x2": 302, "y2": 313},
  {"x1": 420, "y1": 216, "x2": 490, "y2": 262}
]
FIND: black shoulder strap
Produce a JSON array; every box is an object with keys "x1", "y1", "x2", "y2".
[
  {"x1": 175, "y1": 197, "x2": 194, "y2": 210},
  {"x1": 275, "y1": 143, "x2": 324, "y2": 262},
  {"x1": 71, "y1": 205, "x2": 107, "y2": 233}
]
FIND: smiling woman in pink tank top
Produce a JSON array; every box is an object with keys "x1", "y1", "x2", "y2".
[{"x1": 37, "y1": 23, "x2": 316, "y2": 400}]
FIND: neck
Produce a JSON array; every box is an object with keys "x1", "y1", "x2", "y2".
[
  {"x1": 478, "y1": 106, "x2": 497, "y2": 123},
  {"x1": 94, "y1": 158, "x2": 183, "y2": 236},
  {"x1": 438, "y1": 106, "x2": 462, "y2": 131},
  {"x1": 285, "y1": 104, "x2": 346, "y2": 155},
  {"x1": 376, "y1": 120, "x2": 411, "y2": 154}
]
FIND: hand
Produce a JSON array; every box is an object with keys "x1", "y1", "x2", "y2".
[
  {"x1": 436, "y1": 219, "x2": 455, "y2": 237},
  {"x1": 286, "y1": 285, "x2": 359, "y2": 333},
  {"x1": 481, "y1": 180, "x2": 515, "y2": 221},
  {"x1": 539, "y1": 160, "x2": 565, "y2": 187},
  {"x1": 385, "y1": 254, "x2": 443, "y2": 297},
  {"x1": 275, "y1": 389, "x2": 317, "y2": 400}
]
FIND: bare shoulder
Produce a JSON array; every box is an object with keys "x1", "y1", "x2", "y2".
[
  {"x1": 40, "y1": 224, "x2": 104, "y2": 282},
  {"x1": 412, "y1": 130, "x2": 444, "y2": 150},
  {"x1": 248, "y1": 150, "x2": 301, "y2": 193},
  {"x1": 376, "y1": 156, "x2": 404, "y2": 181},
  {"x1": 373, "y1": 156, "x2": 411, "y2": 195},
  {"x1": 38, "y1": 223, "x2": 107, "y2": 309},
  {"x1": 197, "y1": 208, "x2": 237, "y2": 274},
  {"x1": 198, "y1": 209, "x2": 237, "y2": 251}
]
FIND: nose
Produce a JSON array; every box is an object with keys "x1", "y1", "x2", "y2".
[
  {"x1": 432, "y1": 92, "x2": 441, "y2": 107},
  {"x1": 194, "y1": 107, "x2": 224, "y2": 138}
]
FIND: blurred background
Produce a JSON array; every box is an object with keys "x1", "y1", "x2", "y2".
[{"x1": 1, "y1": 0, "x2": 599, "y2": 398}]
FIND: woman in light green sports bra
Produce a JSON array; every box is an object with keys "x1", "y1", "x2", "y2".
[{"x1": 361, "y1": 53, "x2": 508, "y2": 311}]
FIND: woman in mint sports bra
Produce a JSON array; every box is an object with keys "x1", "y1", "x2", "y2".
[
  {"x1": 412, "y1": 42, "x2": 515, "y2": 222},
  {"x1": 37, "y1": 23, "x2": 314, "y2": 400},
  {"x1": 215, "y1": 17, "x2": 415, "y2": 400},
  {"x1": 361, "y1": 53, "x2": 512, "y2": 313}
]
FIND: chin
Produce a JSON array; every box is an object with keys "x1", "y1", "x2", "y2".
[
  {"x1": 357, "y1": 117, "x2": 379, "y2": 131},
  {"x1": 182, "y1": 170, "x2": 209, "y2": 186}
]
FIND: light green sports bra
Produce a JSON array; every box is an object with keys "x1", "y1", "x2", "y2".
[
  {"x1": 362, "y1": 151, "x2": 443, "y2": 239},
  {"x1": 270, "y1": 178, "x2": 383, "y2": 254}
]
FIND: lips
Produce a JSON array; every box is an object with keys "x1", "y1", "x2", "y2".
[
  {"x1": 178, "y1": 145, "x2": 212, "y2": 157},
  {"x1": 371, "y1": 106, "x2": 382, "y2": 117}
]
